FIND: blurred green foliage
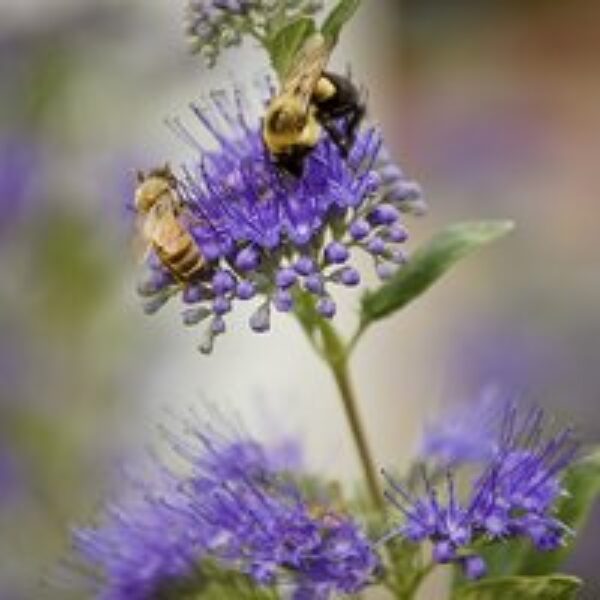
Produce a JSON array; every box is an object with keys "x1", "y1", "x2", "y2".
[
  {"x1": 0, "y1": 5, "x2": 145, "y2": 598},
  {"x1": 30, "y1": 211, "x2": 114, "y2": 333}
]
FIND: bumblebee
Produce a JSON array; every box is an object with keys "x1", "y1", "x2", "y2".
[
  {"x1": 134, "y1": 165, "x2": 206, "y2": 284},
  {"x1": 263, "y1": 33, "x2": 366, "y2": 176}
]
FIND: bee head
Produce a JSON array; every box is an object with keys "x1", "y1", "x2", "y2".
[
  {"x1": 266, "y1": 97, "x2": 308, "y2": 135},
  {"x1": 134, "y1": 167, "x2": 175, "y2": 213}
]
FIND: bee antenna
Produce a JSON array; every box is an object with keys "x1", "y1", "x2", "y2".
[
  {"x1": 164, "y1": 164, "x2": 179, "y2": 188},
  {"x1": 136, "y1": 169, "x2": 146, "y2": 183}
]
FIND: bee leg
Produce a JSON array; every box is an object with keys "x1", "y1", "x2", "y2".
[
  {"x1": 319, "y1": 101, "x2": 366, "y2": 158},
  {"x1": 344, "y1": 102, "x2": 366, "y2": 149},
  {"x1": 276, "y1": 150, "x2": 306, "y2": 177},
  {"x1": 321, "y1": 118, "x2": 351, "y2": 157}
]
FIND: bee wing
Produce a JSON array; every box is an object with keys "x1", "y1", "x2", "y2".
[
  {"x1": 132, "y1": 215, "x2": 153, "y2": 264},
  {"x1": 132, "y1": 196, "x2": 180, "y2": 262},
  {"x1": 282, "y1": 33, "x2": 333, "y2": 105},
  {"x1": 149, "y1": 199, "x2": 189, "y2": 255}
]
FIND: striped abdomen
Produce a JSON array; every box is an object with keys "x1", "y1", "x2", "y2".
[
  {"x1": 155, "y1": 231, "x2": 204, "y2": 283},
  {"x1": 152, "y1": 209, "x2": 205, "y2": 283}
]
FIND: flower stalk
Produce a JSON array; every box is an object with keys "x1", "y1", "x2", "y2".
[
  {"x1": 294, "y1": 290, "x2": 383, "y2": 512},
  {"x1": 328, "y1": 341, "x2": 383, "y2": 512}
]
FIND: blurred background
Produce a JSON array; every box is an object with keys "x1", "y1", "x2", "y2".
[{"x1": 0, "y1": 0, "x2": 598, "y2": 598}]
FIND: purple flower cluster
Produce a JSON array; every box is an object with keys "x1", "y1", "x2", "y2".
[
  {"x1": 197, "y1": 467, "x2": 379, "y2": 598},
  {"x1": 383, "y1": 403, "x2": 578, "y2": 580},
  {"x1": 74, "y1": 421, "x2": 378, "y2": 599},
  {"x1": 185, "y1": 0, "x2": 325, "y2": 66},
  {"x1": 137, "y1": 88, "x2": 422, "y2": 352}
]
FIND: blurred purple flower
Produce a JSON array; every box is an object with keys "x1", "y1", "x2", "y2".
[
  {"x1": 0, "y1": 134, "x2": 42, "y2": 236},
  {"x1": 0, "y1": 446, "x2": 25, "y2": 506},
  {"x1": 383, "y1": 401, "x2": 578, "y2": 580},
  {"x1": 74, "y1": 417, "x2": 378, "y2": 598},
  {"x1": 138, "y1": 87, "x2": 422, "y2": 352},
  {"x1": 74, "y1": 485, "x2": 204, "y2": 600},
  {"x1": 412, "y1": 104, "x2": 548, "y2": 196},
  {"x1": 420, "y1": 387, "x2": 511, "y2": 465},
  {"x1": 450, "y1": 321, "x2": 564, "y2": 397}
]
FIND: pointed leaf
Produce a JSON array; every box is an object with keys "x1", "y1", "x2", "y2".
[
  {"x1": 453, "y1": 575, "x2": 582, "y2": 600},
  {"x1": 360, "y1": 220, "x2": 514, "y2": 327},
  {"x1": 321, "y1": 0, "x2": 361, "y2": 44},
  {"x1": 385, "y1": 539, "x2": 425, "y2": 598},
  {"x1": 267, "y1": 17, "x2": 316, "y2": 78},
  {"x1": 473, "y1": 540, "x2": 529, "y2": 580}
]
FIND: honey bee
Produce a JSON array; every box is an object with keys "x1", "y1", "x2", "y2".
[
  {"x1": 134, "y1": 165, "x2": 206, "y2": 284},
  {"x1": 262, "y1": 33, "x2": 366, "y2": 176}
]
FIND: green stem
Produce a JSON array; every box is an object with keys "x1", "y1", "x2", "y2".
[
  {"x1": 346, "y1": 320, "x2": 367, "y2": 358},
  {"x1": 294, "y1": 291, "x2": 383, "y2": 511},
  {"x1": 327, "y1": 352, "x2": 384, "y2": 512},
  {"x1": 385, "y1": 559, "x2": 436, "y2": 600},
  {"x1": 403, "y1": 562, "x2": 435, "y2": 599}
]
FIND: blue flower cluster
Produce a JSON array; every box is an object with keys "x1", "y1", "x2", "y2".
[
  {"x1": 74, "y1": 421, "x2": 378, "y2": 599},
  {"x1": 186, "y1": 0, "x2": 325, "y2": 66},
  {"x1": 383, "y1": 403, "x2": 578, "y2": 579},
  {"x1": 137, "y1": 88, "x2": 422, "y2": 352}
]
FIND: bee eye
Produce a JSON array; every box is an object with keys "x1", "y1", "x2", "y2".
[{"x1": 268, "y1": 109, "x2": 286, "y2": 133}]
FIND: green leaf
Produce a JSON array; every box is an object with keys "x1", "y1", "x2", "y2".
[
  {"x1": 266, "y1": 17, "x2": 316, "y2": 78},
  {"x1": 360, "y1": 220, "x2": 514, "y2": 327},
  {"x1": 517, "y1": 449, "x2": 600, "y2": 575},
  {"x1": 321, "y1": 0, "x2": 361, "y2": 44},
  {"x1": 384, "y1": 539, "x2": 427, "y2": 598},
  {"x1": 474, "y1": 540, "x2": 530, "y2": 580},
  {"x1": 32, "y1": 211, "x2": 114, "y2": 332},
  {"x1": 194, "y1": 562, "x2": 277, "y2": 599},
  {"x1": 453, "y1": 575, "x2": 582, "y2": 600}
]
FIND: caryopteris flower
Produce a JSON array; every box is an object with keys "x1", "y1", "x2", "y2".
[
  {"x1": 186, "y1": 0, "x2": 325, "y2": 66},
  {"x1": 74, "y1": 417, "x2": 379, "y2": 599},
  {"x1": 198, "y1": 474, "x2": 379, "y2": 597},
  {"x1": 383, "y1": 402, "x2": 579, "y2": 580},
  {"x1": 172, "y1": 419, "x2": 379, "y2": 596},
  {"x1": 137, "y1": 87, "x2": 422, "y2": 352}
]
